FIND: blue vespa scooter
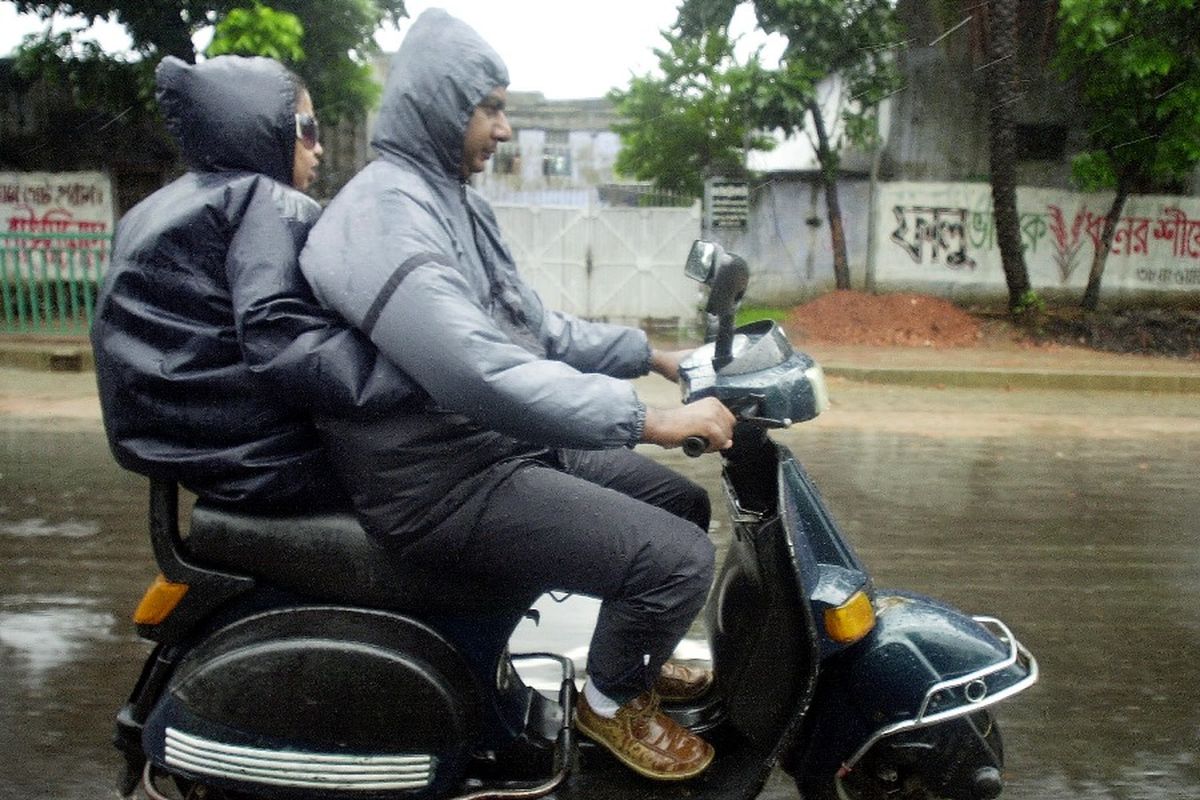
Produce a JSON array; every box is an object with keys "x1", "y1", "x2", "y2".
[
  {"x1": 672, "y1": 239, "x2": 1038, "y2": 799},
  {"x1": 112, "y1": 240, "x2": 1036, "y2": 800}
]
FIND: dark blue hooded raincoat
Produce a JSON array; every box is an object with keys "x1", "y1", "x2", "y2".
[{"x1": 91, "y1": 55, "x2": 415, "y2": 507}]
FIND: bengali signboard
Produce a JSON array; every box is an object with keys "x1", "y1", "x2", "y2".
[
  {"x1": 2, "y1": 170, "x2": 113, "y2": 251},
  {"x1": 874, "y1": 182, "x2": 1200, "y2": 294}
]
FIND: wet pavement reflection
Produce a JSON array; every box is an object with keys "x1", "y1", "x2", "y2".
[{"x1": 1, "y1": 408, "x2": 1198, "y2": 799}]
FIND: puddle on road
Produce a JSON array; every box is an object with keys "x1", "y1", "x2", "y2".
[
  {"x1": 0, "y1": 517, "x2": 100, "y2": 538},
  {"x1": 0, "y1": 595, "x2": 117, "y2": 684},
  {"x1": 2, "y1": 423, "x2": 1198, "y2": 799}
]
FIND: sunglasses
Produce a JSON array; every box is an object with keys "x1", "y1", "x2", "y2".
[{"x1": 295, "y1": 113, "x2": 320, "y2": 150}]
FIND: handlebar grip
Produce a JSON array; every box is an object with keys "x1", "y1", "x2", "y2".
[{"x1": 682, "y1": 436, "x2": 709, "y2": 458}]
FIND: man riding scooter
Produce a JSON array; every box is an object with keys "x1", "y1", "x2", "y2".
[{"x1": 300, "y1": 8, "x2": 735, "y2": 781}]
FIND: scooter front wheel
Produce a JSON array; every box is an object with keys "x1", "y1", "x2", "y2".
[
  {"x1": 141, "y1": 764, "x2": 251, "y2": 800},
  {"x1": 796, "y1": 711, "x2": 1004, "y2": 800}
]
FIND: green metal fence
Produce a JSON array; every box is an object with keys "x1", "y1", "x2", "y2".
[{"x1": 0, "y1": 231, "x2": 109, "y2": 335}]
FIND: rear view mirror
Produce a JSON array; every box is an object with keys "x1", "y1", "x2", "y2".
[
  {"x1": 705, "y1": 250, "x2": 748, "y2": 319},
  {"x1": 685, "y1": 240, "x2": 717, "y2": 283},
  {"x1": 685, "y1": 239, "x2": 749, "y2": 371}
]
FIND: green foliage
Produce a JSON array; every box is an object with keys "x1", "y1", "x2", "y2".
[
  {"x1": 1054, "y1": 0, "x2": 1200, "y2": 193},
  {"x1": 613, "y1": 0, "x2": 902, "y2": 197},
  {"x1": 678, "y1": 0, "x2": 903, "y2": 151},
  {"x1": 207, "y1": 2, "x2": 304, "y2": 64},
  {"x1": 13, "y1": 29, "x2": 157, "y2": 117},
  {"x1": 11, "y1": 1, "x2": 407, "y2": 122},
  {"x1": 1012, "y1": 289, "x2": 1046, "y2": 318},
  {"x1": 268, "y1": 0, "x2": 402, "y2": 121},
  {"x1": 609, "y1": 29, "x2": 771, "y2": 197},
  {"x1": 735, "y1": 304, "x2": 790, "y2": 326},
  {"x1": 1068, "y1": 151, "x2": 1117, "y2": 193}
]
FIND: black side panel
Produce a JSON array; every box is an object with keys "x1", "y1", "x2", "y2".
[{"x1": 142, "y1": 606, "x2": 480, "y2": 799}]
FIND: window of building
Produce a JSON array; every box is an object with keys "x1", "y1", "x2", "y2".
[
  {"x1": 542, "y1": 131, "x2": 572, "y2": 177},
  {"x1": 493, "y1": 140, "x2": 520, "y2": 175}
]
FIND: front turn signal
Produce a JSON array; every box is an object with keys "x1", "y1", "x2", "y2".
[
  {"x1": 133, "y1": 573, "x2": 189, "y2": 625},
  {"x1": 824, "y1": 590, "x2": 875, "y2": 644}
]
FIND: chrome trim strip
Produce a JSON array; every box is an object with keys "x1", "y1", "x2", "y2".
[
  {"x1": 840, "y1": 616, "x2": 1039, "y2": 772},
  {"x1": 164, "y1": 728, "x2": 434, "y2": 790}
]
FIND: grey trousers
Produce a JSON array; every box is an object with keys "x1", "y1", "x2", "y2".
[{"x1": 402, "y1": 447, "x2": 715, "y2": 703}]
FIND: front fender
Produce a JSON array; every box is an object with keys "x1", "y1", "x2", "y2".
[{"x1": 790, "y1": 591, "x2": 1037, "y2": 778}]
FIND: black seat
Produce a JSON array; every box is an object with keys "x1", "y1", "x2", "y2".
[{"x1": 185, "y1": 502, "x2": 535, "y2": 615}]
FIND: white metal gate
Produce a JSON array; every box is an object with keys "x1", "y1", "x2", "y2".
[{"x1": 493, "y1": 202, "x2": 702, "y2": 325}]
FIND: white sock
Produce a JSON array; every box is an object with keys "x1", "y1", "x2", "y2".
[{"x1": 583, "y1": 680, "x2": 620, "y2": 718}]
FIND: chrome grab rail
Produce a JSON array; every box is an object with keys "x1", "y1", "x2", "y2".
[{"x1": 838, "y1": 616, "x2": 1039, "y2": 775}]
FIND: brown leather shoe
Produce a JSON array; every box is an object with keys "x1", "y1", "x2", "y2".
[
  {"x1": 654, "y1": 661, "x2": 714, "y2": 702},
  {"x1": 575, "y1": 690, "x2": 714, "y2": 780}
]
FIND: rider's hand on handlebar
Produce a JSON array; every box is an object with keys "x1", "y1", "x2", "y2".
[{"x1": 641, "y1": 397, "x2": 735, "y2": 453}]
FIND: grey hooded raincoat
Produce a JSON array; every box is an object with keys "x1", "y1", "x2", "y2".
[
  {"x1": 301, "y1": 9, "x2": 656, "y2": 539},
  {"x1": 299, "y1": 10, "x2": 715, "y2": 702},
  {"x1": 92, "y1": 55, "x2": 415, "y2": 507}
]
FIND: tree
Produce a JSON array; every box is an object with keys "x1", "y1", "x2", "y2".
[
  {"x1": 608, "y1": 28, "x2": 772, "y2": 198},
  {"x1": 677, "y1": 0, "x2": 903, "y2": 290},
  {"x1": 981, "y1": 0, "x2": 1034, "y2": 313},
  {"x1": 206, "y1": 2, "x2": 304, "y2": 64},
  {"x1": 10, "y1": 0, "x2": 406, "y2": 122},
  {"x1": 908, "y1": 0, "x2": 1057, "y2": 313},
  {"x1": 1055, "y1": 0, "x2": 1200, "y2": 310}
]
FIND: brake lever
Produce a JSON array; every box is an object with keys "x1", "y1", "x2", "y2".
[{"x1": 741, "y1": 415, "x2": 791, "y2": 429}]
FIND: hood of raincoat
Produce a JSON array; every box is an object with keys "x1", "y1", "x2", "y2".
[
  {"x1": 371, "y1": 8, "x2": 509, "y2": 180},
  {"x1": 156, "y1": 54, "x2": 296, "y2": 185}
]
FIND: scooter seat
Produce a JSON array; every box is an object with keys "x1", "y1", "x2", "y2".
[{"x1": 185, "y1": 502, "x2": 532, "y2": 615}]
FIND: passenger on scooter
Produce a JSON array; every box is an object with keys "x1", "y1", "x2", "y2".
[
  {"x1": 300, "y1": 9, "x2": 735, "y2": 782},
  {"x1": 91, "y1": 55, "x2": 417, "y2": 510}
]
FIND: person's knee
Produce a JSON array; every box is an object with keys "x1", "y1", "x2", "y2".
[
  {"x1": 675, "y1": 531, "x2": 715, "y2": 602},
  {"x1": 650, "y1": 525, "x2": 714, "y2": 618},
  {"x1": 618, "y1": 518, "x2": 711, "y2": 604}
]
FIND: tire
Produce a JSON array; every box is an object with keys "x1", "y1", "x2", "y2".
[{"x1": 796, "y1": 712, "x2": 1004, "y2": 800}]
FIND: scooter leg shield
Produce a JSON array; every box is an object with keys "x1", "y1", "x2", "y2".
[
  {"x1": 140, "y1": 605, "x2": 481, "y2": 799},
  {"x1": 788, "y1": 591, "x2": 1036, "y2": 799}
]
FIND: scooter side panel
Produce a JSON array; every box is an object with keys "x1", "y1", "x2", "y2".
[{"x1": 141, "y1": 605, "x2": 482, "y2": 799}]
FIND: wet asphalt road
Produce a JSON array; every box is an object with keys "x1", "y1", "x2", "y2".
[{"x1": 1, "y1": 378, "x2": 1198, "y2": 800}]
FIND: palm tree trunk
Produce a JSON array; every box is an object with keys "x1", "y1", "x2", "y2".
[{"x1": 986, "y1": 0, "x2": 1032, "y2": 311}]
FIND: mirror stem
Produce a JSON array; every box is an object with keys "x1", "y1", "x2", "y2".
[{"x1": 713, "y1": 315, "x2": 735, "y2": 371}]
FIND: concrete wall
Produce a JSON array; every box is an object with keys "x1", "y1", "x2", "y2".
[
  {"x1": 875, "y1": 183, "x2": 1200, "y2": 302},
  {"x1": 704, "y1": 175, "x2": 1200, "y2": 307},
  {"x1": 706, "y1": 176, "x2": 874, "y2": 305}
]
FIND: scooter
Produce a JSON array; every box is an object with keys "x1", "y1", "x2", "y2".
[{"x1": 112, "y1": 240, "x2": 1037, "y2": 800}]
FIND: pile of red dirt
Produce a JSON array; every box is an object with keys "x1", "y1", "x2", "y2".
[{"x1": 785, "y1": 290, "x2": 985, "y2": 348}]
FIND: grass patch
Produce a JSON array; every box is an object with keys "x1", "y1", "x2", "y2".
[{"x1": 735, "y1": 305, "x2": 790, "y2": 326}]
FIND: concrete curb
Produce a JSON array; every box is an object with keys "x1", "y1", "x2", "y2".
[
  {"x1": 0, "y1": 341, "x2": 94, "y2": 372},
  {"x1": 3, "y1": 339, "x2": 1198, "y2": 393},
  {"x1": 822, "y1": 364, "x2": 1200, "y2": 394}
]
